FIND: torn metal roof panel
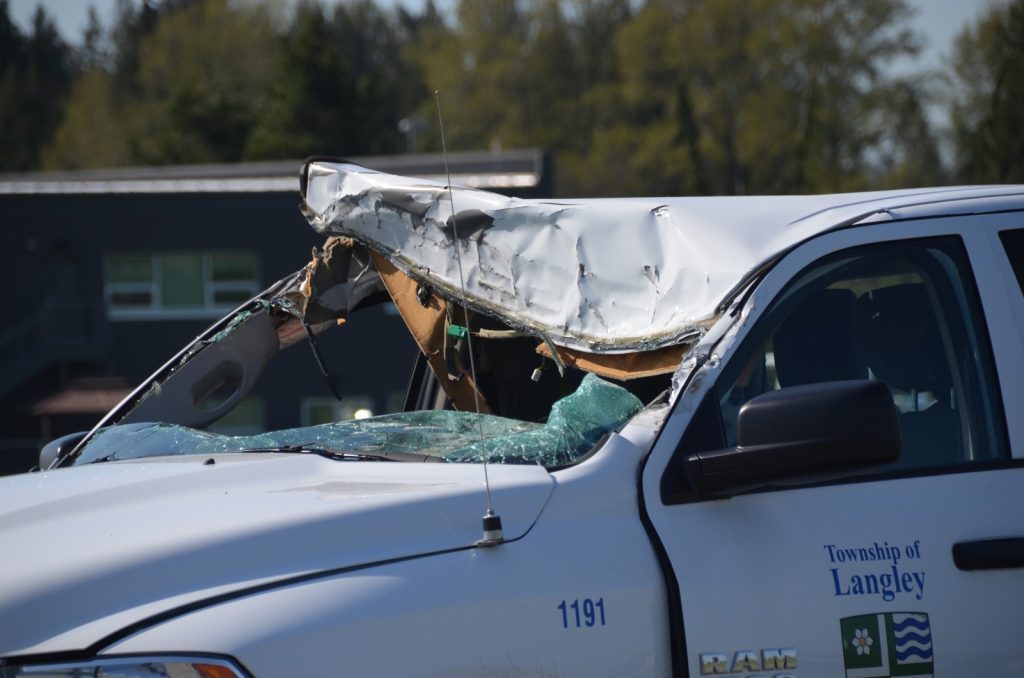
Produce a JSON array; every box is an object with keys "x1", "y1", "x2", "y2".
[{"x1": 302, "y1": 161, "x2": 1024, "y2": 353}]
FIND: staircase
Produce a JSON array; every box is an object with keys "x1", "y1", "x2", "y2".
[{"x1": 0, "y1": 300, "x2": 109, "y2": 399}]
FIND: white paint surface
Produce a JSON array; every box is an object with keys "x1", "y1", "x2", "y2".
[{"x1": 304, "y1": 161, "x2": 1024, "y2": 352}]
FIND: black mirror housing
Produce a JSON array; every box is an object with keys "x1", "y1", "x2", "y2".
[
  {"x1": 687, "y1": 380, "x2": 900, "y2": 496},
  {"x1": 38, "y1": 431, "x2": 88, "y2": 471}
]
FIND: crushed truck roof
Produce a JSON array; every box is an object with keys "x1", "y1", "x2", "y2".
[{"x1": 301, "y1": 161, "x2": 1024, "y2": 353}]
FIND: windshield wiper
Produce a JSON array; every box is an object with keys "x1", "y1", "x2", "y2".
[{"x1": 236, "y1": 443, "x2": 446, "y2": 463}]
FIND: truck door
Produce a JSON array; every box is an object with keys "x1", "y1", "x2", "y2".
[{"x1": 642, "y1": 217, "x2": 1024, "y2": 677}]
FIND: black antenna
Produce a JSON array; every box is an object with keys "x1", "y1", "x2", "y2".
[{"x1": 435, "y1": 90, "x2": 503, "y2": 546}]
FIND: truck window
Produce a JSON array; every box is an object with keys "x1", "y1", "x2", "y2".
[
  {"x1": 716, "y1": 237, "x2": 1007, "y2": 473},
  {"x1": 999, "y1": 229, "x2": 1024, "y2": 296}
]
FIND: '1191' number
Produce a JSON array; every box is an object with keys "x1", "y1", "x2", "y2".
[{"x1": 558, "y1": 598, "x2": 606, "y2": 628}]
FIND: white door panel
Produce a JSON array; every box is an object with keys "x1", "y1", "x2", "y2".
[
  {"x1": 660, "y1": 469, "x2": 1023, "y2": 675},
  {"x1": 645, "y1": 214, "x2": 1024, "y2": 677}
]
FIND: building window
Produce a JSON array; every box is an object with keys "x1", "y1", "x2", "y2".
[
  {"x1": 104, "y1": 251, "x2": 259, "y2": 320},
  {"x1": 301, "y1": 395, "x2": 376, "y2": 426}
]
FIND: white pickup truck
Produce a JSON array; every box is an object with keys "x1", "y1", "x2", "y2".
[{"x1": 1, "y1": 162, "x2": 1022, "y2": 677}]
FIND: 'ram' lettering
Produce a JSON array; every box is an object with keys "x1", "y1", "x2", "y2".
[
  {"x1": 699, "y1": 653, "x2": 729, "y2": 674},
  {"x1": 731, "y1": 650, "x2": 761, "y2": 672},
  {"x1": 700, "y1": 648, "x2": 798, "y2": 674},
  {"x1": 761, "y1": 647, "x2": 797, "y2": 670}
]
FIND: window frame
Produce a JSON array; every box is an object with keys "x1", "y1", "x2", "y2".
[
  {"x1": 968, "y1": 217, "x2": 1024, "y2": 457},
  {"x1": 103, "y1": 251, "x2": 261, "y2": 320},
  {"x1": 713, "y1": 237, "x2": 1004, "y2": 466},
  {"x1": 655, "y1": 219, "x2": 1017, "y2": 506},
  {"x1": 998, "y1": 229, "x2": 1024, "y2": 297}
]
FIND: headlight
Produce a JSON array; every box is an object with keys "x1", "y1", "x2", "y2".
[{"x1": 0, "y1": 656, "x2": 247, "y2": 677}]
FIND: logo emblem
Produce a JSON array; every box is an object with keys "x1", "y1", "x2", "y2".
[{"x1": 840, "y1": 612, "x2": 933, "y2": 677}]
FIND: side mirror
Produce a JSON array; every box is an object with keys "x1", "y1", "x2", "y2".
[
  {"x1": 686, "y1": 380, "x2": 900, "y2": 496},
  {"x1": 38, "y1": 431, "x2": 88, "y2": 471}
]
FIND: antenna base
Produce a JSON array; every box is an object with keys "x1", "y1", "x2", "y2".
[{"x1": 476, "y1": 510, "x2": 504, "y2": 547}]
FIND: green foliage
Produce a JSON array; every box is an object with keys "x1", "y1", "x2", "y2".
[
  {"x1": 2, "y1": 0, "x2": 1007, "y2": 195},
  {"x1": 246, "y1": 0, "x2": 411, "y2": 158},
  {"x1": 405, "y1": 0, "x2": 939, "y2": 196},
  {"x1": 130, "y1": 0, "x2": 275, "y2": 163},
  {"x1": 0, "y1": 1, "x2": 73, "y2": 171},
  {"x1": 40, "y1": 70, "x2": 131, "y2": 169},
  {"x1": 950, "y1": 0, "x2": 1024, "y2": 183},
  {"x1": 45, "y1": 0, "x2": 275, "y2": 167},
  {"x1": 567, "y1": 0, "x2": 930, "y2": 195}
]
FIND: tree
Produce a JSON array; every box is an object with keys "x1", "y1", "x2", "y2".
[
  {"x1": 31, "y1": 0, "x2": 943, "y2": 192},
  {"x1": 949, "y1": 0, "x2": 1024, "y2": 183},
  {"x1": 45, "y1": 0, "x2": 276, "y2": 167},
  {"x1": 870, "y1": 80, "x2": 947, "y2": 188},
  {"x1": 79, "y1": 5, "x2": 109, "y2": 72},
  {"x1": 108, "y1": 0, "x2": 160, "y2": 102},
  {"x1": 0, "y1": 2, "x2": 73, "y2": 171},
  {"x1": 127, "y1": 0, "x2": 275, "y2": 163},
  {"x1": 408, "y1": 0, "x2": 533, "y2": 150},
  {"x1": 409, "y1": 0, "x2": 619, "y2": 175},
  {"x1": 566, "y1": 0, "x2": 932, "y2": 196},
  {"x1": 41, "y1": 70, "x2": 131, "y2": 169},
  {"x1": 247, "y1": 0, "x2": 416, "y2": 159}
]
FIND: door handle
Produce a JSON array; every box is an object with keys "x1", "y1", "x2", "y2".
[{"x1": 952, "y1": 537, "x2": 1024, "y2": 571}]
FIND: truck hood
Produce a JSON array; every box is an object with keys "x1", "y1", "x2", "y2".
[{"x1": 0, "y1": 454, "x2": 553, "y2": 657}]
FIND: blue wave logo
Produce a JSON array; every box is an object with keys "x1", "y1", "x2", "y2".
[
  {"x1": 892, "y1": 613, "x2": 933, "y2": 664},
  {"x1": 841, "y1": 612, "x2": 934, "y2": 677}
]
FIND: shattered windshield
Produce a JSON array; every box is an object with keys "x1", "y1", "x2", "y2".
[
  {"x1": 74, "y1": 373, "x2": 642, "y2": 467},
  {"x1": 64, "y1": 202, "x2": 685, "y2": 470}
]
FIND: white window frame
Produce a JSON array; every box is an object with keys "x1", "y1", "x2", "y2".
[{"x1": 104, "y1": 251, "x2": 260, "y2": 320}]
